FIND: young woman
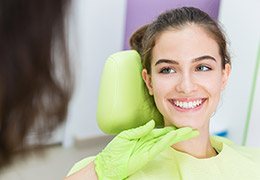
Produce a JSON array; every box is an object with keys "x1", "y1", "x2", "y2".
[{"x1": 66, "y1": 7, "x2": 260, "y2": 180}]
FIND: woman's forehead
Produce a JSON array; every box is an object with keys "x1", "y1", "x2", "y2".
[{"x1": 152, "y1": 25, "x2": 220, "y2": 64}]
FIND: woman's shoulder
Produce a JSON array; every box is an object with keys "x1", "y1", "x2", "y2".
[
  {"x1": 213, "y1": 136, "x2": 260, "y2": 162},
  {"x1": 231, "y1": 144, "x2": 260, "y2": 161}
]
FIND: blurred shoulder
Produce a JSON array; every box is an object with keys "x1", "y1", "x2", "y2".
[{"x1": 67, "y1": 156, "x2": 96, "y2": 177}]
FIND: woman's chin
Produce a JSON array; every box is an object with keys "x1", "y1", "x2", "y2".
[{"x1": 165, "y1": 119, "x2": 205, "y2": 129}]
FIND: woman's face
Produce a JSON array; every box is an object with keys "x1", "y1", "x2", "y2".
[{"x1": 142, "y1": 25, "x2": 230, "y2": 129}]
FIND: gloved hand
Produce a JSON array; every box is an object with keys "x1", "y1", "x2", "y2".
[{"x1": 94, "y1": 120, "x2": 199, "y2": 180}]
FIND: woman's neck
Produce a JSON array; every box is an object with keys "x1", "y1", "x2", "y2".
[{"x1": 172, "y1": 126, "x2": 217, "y2": 159}]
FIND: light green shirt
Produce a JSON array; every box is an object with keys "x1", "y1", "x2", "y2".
[{"x1": 67, "y1": 136, "x2": 260, "y2": 179}]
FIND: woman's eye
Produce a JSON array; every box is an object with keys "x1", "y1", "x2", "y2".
[
  {"x1": 160, "y1": 67, "x2": 176, "y2": 74},
  {"x1": 196, "y1": 65, "x2": 212, "y2": 72}
]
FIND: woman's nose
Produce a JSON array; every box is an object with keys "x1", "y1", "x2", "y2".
[{"x1": 175, "y1": 73, "x2": 198, "y2": 94}]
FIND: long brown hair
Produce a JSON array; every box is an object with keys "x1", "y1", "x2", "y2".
[
  {"x1": 0, "y1": 0, "x2": 72, "y2": 167},
  {"x1": 130, "y1": 7, "x2": 231, "y2": 73}
]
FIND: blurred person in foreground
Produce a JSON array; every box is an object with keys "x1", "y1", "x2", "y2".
[{"x1": 0, "y1": 0, "x2": 72, "y2": 168}]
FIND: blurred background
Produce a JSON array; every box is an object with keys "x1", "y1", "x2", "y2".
[{"x1": 1, "y1": 0, "x2": 260, "y2": 179}]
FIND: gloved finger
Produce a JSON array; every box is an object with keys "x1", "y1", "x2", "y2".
[
  {"x1": 129, "y1": 126, "x2": 175, "y2": 155},
  {"x1": 132, "y1": 131, "x2": 170, "y2": 154},
  {"x1": 128, "y1": 136, "x2": 164, "y2": 171},
  {"x1": 119, "y1": 120, "x2": 155, "y2": 140},
  {"x1": 149, "y1": 129, "x2": 198, "y2": 155},
  {"x1": 132, "y1": 126, "x2": 184, "y2": 153},
  {"x1": 148, "y1": 130, "x2": 178, "y2": 157},
  {"x1": 152, "y1": 126, "x2": 177, "y2": 136},
  {"x1": 171, "y1": 129, "x2": 199, "y2": 144},
  {"x1": 138, "y1": 126, "x2": 176, "y2": 143}
]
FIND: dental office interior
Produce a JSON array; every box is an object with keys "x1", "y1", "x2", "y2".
[{"x1": 1, "y1": 0, "x2": 260, "y2": 179}]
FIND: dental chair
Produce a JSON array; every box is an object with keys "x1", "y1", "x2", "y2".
[
  {"x1": 96, "y1": 50, "x2": 163, "y2": 134},
  {"x1": 66, "y1": 50, "x2": 164, "y2": 176}
]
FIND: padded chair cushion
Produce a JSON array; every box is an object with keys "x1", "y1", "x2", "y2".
[{"x1": 97, "y1": 50, "x2": 163, "y2": 134}]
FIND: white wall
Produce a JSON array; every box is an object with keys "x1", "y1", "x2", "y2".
[
  {"x1": 210, "y1": 0, "x2": 260, "y2": 145},
  {"x1": 63, "y1": 0, "x2": 127, "y2": 147}
]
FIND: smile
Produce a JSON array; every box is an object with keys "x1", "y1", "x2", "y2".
[{"x1": 168, "y1": 98, "x2": 207, "y2": 111}]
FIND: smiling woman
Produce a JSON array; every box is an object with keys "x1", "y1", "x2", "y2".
[
  {"x1": 141, "y1": 23, "x2": 231, "y2": 159},
  {"x1": 142, "y1": 24, "x2": 231, "y2": 129},
  {"x1": 65, "y1": 7, "x2": 260, "y2": 180}
]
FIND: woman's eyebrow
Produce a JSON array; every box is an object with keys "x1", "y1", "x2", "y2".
[
  {"x1": 154, "y1": 55, "x2": 216, "y2": 66},
  {"x1": 155, "y1": 59, "x2": 179, "y2": 66},
  {"x1": 192, "y1": 55, "x2": 216, "y2": 63}
]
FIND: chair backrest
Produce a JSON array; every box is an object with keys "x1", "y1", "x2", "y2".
[{"x1": 96, "y1": 50, "x2": 163, "y2": 134}]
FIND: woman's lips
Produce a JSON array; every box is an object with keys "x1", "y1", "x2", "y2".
[{"x1": 168, "y1": 98, "x2": 207, "y2": 112}]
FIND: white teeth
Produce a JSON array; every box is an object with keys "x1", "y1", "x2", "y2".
[{"x1": 173, "y1": 99, "x2": 203, "y2": 109}]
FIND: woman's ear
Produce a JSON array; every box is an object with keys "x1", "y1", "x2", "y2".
[
  {"x1": 142, "y1": 69, "x2": 154, "y2": 95},
  {"x1": 221, "y1": 63, "x2": 231, "y2": 90}
]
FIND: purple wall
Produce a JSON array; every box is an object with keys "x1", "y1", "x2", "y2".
[{"x1": 124, "y1": 0, "x2": 221, "y2": 49}]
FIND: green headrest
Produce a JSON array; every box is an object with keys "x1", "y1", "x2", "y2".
[{"x1": 97, "y1": 50, "x2": 164, "y2": 134}]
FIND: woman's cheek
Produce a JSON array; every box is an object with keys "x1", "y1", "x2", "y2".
[
  {"x1": 196, "y1": 73, "x2": 222, "y2": 92},
  {"x1": 152, "y1": 76, "x2": 176, "y2": 96}
]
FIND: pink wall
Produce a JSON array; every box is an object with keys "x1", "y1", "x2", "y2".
[{"x1": 124, "y1": 0, "x2": 221, "y2": 49}]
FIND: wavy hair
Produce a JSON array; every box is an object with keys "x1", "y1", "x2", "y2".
[{"x1": 0, "y1": 0, "x2": 72, "y2": 167}]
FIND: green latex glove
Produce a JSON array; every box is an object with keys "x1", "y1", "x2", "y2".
[{"x1": 94, "y1": 120, "x2": 199, "y2": 180}]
